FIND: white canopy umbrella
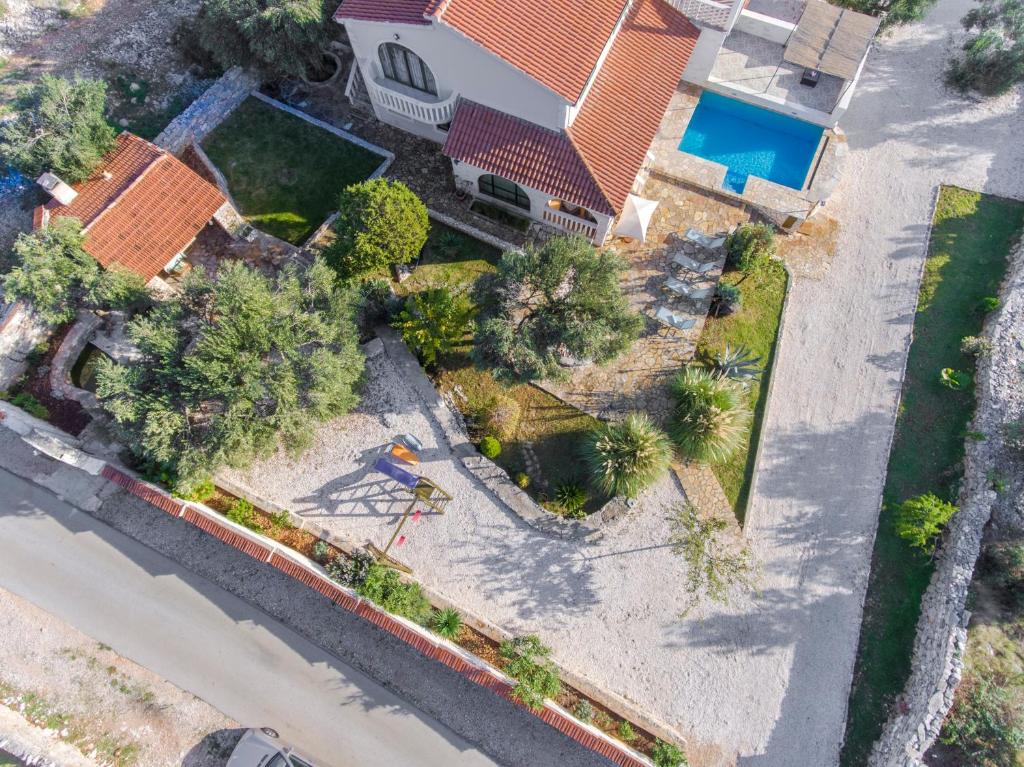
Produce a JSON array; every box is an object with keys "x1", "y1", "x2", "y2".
[{"x1": 614, "y1": 194, "x2": 659, "y2": 242}]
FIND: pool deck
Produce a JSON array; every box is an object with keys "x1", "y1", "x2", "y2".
[{"x1": 646, "y1": 81, "x2": 845, "y2": 224}]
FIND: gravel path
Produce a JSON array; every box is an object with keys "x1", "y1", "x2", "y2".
[
  {"x1": 0, "y1": 587, "x2": 239, "y2": 767},
  {"x1": 227, "y1": 3, "x2": 1024, "y2": 766}
]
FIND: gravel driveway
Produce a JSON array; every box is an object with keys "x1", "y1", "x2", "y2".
[{"x1": 223, "y1": 2, "x2": 1024, "y2": 765}]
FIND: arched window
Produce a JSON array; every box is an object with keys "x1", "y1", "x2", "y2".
[
  {"x1": 378, "y1": 43, "x2": 437, "y2": 95},
  {"x1": 479, "y1": 174, "x2": 531, "y2": 211}
]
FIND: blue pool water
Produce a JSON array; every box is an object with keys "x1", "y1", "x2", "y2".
[{"x1": 679, "y1": 92, "x2": 823, "y2": 195}]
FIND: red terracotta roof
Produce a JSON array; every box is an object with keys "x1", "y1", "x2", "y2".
[
  {"x1": 437, "y1": 0, "x2": 627, "y2": 102},
  {"x1": 334, "y1": 0, "x2": 436, "y2": 25},
  {"x1": 568, "y1": 0, "x2": 699, "y2": 212},
  {"x1": 37, "y1": 133, "x2": 225, "y2": 282},
  {"x1": 443, "y1": 100, "x2": 613, "y2": 215}
]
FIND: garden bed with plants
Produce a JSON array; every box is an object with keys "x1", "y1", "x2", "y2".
[
  {"x1": 201, "y1": 96, "x2": 385, "y2": 245},
  {"x1": 840, "y1": 187, "x2": 1024, "y2": 766},
  {"x1": 186, "y1": 482, "x2": 684, "y2": 765},
  {"x1": 697, "y1": 258, "x2": 788, "y2": 522}
]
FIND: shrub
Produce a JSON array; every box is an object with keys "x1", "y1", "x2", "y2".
[
  {"x1": 725, "y1": 223, "x2": 775, "y2": 274},
  {"x1": 979, "y1": 296, "x2": 1001, "y2": 313},
  {"x1": 960, "y1": 335, "x2": 993, "y2": 356},
  {"x1": 946, "y1": 0, "x2": 1024, "y2": 97},
  {"x1": 668, "y1": 367, "x2": 751, "y2": 463},
  {"x1": 472, "y1": 236, "x2": 643, "y2": 382},
  {"x1": 479, "y1": 436, "x2": 502, "y2": 459},
  {"x1": 554, "y1": 481, "x2": 587, "y2": 517},
  {"x1": 325, "y1": 178, "x2": 429, "y2": 280},
  {"x1": 10, "y1": 391, "x2": 49, "y2": 420},
  {"x1": 325, "y1": 551, "x2": 373, "y2": 587},
  {"x1": 669, "y1": 502, "x2": 756, "y2": 617},
  {"x1": 710, "y1": 281, "x2": 742, "y2": 317},
  {"x1": 514, "y1": 471, "x2": 530, "y2": 489},
  {"x1": 313, "y1": 539, "x2": 330, "y2": 564},
  {"x1": 618, "y1": 720, "x2": 637, "y2": 742},
  {"x1": 431, "y1": 607, "x2": 463, "y2": 639},
  {"x1": 269, "y1": 510, "x2": 293, "y2": 530},
  {"x1": 894, "y1": 493, "x2": 957, "y2": 554},
  {"x1": 393, "y1": 288, "x2": 474, "y2": 366},
  {"x1": 940, "y1": 673, "x2": 1024, "y2": 766},
  {"x1": 357, "y1": 564, "x2": 433, "y2": 625},
  {"x1": 651, "y1": 739, "x2": 688, "y2": 767},
  {"x1": 196, "y1": 0, "x2": 330, "y2": 79},
  {"x1": 357, "y1": 278, "x2": 396, "y2": 326},
  {"x1": 573, "y1": 699, "x2": 594, "y2": 723},
  {"x1": 0, "y1": 75, "x2": 116, "y2": 182},
  {"x1": 711, "y1": 344, "x2": 762, "y2": 382},
  {"x1": 178, "y1": 478, "x2": 215, "y2": 503},
  {"x1": 477, "y1": 395, "x2": 521, "y2": 442},
  {"x1": 227, "y1": 498, "x2": 259, "y2": 531},
  {"x1": 582, "y1": 412, "x2": 672, "y2": 498},
  {"x1": 498, "y1": 635, "x2": 561, "y2": 711},
  {"x1": 940, "y1": 368, "x2": 972, "y2": 390}
]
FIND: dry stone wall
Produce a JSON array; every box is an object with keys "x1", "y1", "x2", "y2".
[
  {"x1": 868, "y1": 239, "x2": 1024, "y2": 767},
  {"x1": 154, "y1": 67, "x2": 259, "y2": 155},
  {"x1": 0, "y1": 301, "x2": 51, "y2": 390}
]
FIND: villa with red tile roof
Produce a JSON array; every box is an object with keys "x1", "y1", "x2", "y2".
[
  {"x1": 334, "y1": 0, "x2": 877, "y2": 242},
  {"x1": 33, "y1": 132, "x2": 226, "y2": 285}
]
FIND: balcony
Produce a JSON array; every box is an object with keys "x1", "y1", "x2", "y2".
[
  {"x1": 542, "y1": 207, "x2": 598, "y2": 240},
  {"x1": 663, "y1": 0, "x2": 734, "y2": 29},
  {"x1": 366, "y1": 76, "x2": 459, "y2": 125}
]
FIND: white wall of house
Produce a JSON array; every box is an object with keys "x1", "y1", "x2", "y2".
[
  {"x1": 733, "y1": 8, "x2": 794, "y2": 43},
  {"x1": 450, "y1": 160, "x2": 614, "y2": 245},
  {"x1": 681, "y1": 27, "x2": 727, "y2": 83},
  {"x1": 343, "y1": 19, "x2": 573, "y2": 142}
]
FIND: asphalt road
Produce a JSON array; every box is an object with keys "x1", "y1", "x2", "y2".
[{"x1": 0, "y1": 467, "x2": 499, "y2": 767}]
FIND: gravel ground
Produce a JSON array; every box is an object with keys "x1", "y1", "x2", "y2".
[
  {"x1": 225, "y1": 3, "x2": 1024, "y2": 765},
  {"x1": 0, "y1": 587, "x2": 240, "y2": 767}
]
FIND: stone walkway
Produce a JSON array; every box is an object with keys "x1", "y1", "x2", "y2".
[{"x1": 539, "y1": 176, "x2": 750, "y2": 422}]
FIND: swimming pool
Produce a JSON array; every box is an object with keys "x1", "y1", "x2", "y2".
[{"x1": 679, "y1": 92, "x2": 823, "y2": 195}]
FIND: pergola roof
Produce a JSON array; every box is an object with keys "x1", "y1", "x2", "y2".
[{"x1": 783, "y1": 0, "x2": 880, "y2": 80}]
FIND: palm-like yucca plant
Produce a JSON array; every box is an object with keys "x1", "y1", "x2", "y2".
[
  {"x1": 669, "y1": 367, "x2": 752, "y2": 463},
  {"x1": 582, "y1": 412, "x2": 673, "y2": 498},
  {"x1": 712, "y1": 344, "x2": 762, "y2": 382}
]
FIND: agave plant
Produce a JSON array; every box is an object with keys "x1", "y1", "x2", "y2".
[
  {"x1": 582, "y1": 412, "x2": 673, "y2": 498},
  {"x1": 668, "y1": 367, "x2": 752, "y2": 463},
  {"x1": 712, "y1": 344, "x2": 762, "y2": 382},
  {"x1": 554, "y1": 481, "x2": 588, "y2": 517}
]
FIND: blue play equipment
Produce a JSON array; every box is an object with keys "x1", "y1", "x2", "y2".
[{"x1": 373, "y1": 457, "x2": 419, "y2": 489}]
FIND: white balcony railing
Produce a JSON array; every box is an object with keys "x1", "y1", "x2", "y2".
[
  {"x1": 542, "y1": 207, "x2": 598, "y2": 240},
  {"x1": 665, "y1": 0, "x2": 733, "y2": 28},
  {"x1": 366, "y1": 77, "x2": 459, "y2": 125}
]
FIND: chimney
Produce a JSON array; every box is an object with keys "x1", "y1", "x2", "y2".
[{"x1": 36, "y1": 172, "x2": 78, "y2": 206}]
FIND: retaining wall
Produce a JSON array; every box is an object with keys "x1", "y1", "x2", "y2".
[
  {"x1": 0, "y1": 301, "x2": 51, "y2": 390},
  {"x1": 867, "y1": 238, "x2": 1024, "y2": 766},
  {"x1": 154, "y1": 67, "x2": 261, "y2": 155}
]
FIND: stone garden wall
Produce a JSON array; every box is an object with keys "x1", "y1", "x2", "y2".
[
  {"x1": 0, "y1": 301, "x2": 51, "y2": 390},
  {"x1": 154, "y1": 67, "x2": 260, "y2": 155},
  {"x1": 868, "y1": 238, "x2": 1024, "y2": 767}
]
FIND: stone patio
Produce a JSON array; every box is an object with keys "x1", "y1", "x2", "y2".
[
  {"x1": 710, "y1": 30, "x2": 845, "y2": 113},
  {"x1": 538, "y1": 175, "x2": 750, "y2": 423}
]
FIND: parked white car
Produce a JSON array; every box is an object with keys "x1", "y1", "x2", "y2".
[{"x1": 226, "y1": 728, "x2": 319, "y2": 767}]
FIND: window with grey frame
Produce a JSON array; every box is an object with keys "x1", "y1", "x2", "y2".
[
  {"x1": 478, "y1": 174, "x2": 531, "y2": 210},
  {"x1": 378, "y1": 43, "x2": 437, "y2": 95}
]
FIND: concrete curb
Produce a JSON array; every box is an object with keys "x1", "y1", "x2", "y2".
[{"x1": 1, "y1": 411, "x2": 655, "y2": 767}]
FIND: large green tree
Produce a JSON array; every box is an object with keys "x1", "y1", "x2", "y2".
[
  {"x1": 95, "y1": 258, "x2": 364, "y2": 487},
  {"x1": 196, "y1": 0, "x2": 332, "y2": 79},
  {"x1": 472, "y1": 235, "x2": 643, "y2": 382},
  {"x1": 0, "y1": 75, "x2": 116, "y2": 183},
  {"x1": 2, "y1": 217, "x2": 147, "y2": 324},
  {"x1": 324, "y1": 178, "x2": 430, "y2": 280},
  {"x1": 947, "y1": 0, "x2": 1024, "y2": 95}
]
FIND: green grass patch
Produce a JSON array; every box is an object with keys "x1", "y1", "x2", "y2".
[
  {"x1": 202, "y1": 97, "x2": 384, "y2": 245},
  {"x1": 840, "y1": 186, "x2": 1024, "y2": 766},
  {"x1": 395, "y1": 223, "x2": 503, "y2": 297},
  {"x1": 697, "y1": 261, "x2": 788, "y2": 522}
]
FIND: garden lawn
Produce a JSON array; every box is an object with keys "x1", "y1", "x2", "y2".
[
  {"x1": 202, "y1": 97, "x2": 384, "y2": 245},
  {"x1": 395, "y1": 223, "x2": 503, "y2": 297},
  {"x1": 697, "y1": 261, "x2": 788, "y2": 522},
  {"x1": 840, "y1": 186, "x2": 1024, "y2": 766}
]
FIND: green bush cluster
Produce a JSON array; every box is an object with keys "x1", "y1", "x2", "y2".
[
  {"x1": 178, "y1": 478, "x2": 216, "y2": 503},
  {"x1": 582, "y1": 412, "x2": 672, "y2": 499},
  {"x1": 668, "y1": 367, "x2": 751, "y2": 463},
  {"x1": 725, "y1": 223, "x2": 775, "y2": 274},
  {"x1": 893, "y1": 493, "x2": 957, "y2": 554},
  {"x1": 941, "y1": 673, "x2": 1024, "y2": 766},
  {"x1": 946, "y1": 0, "x2": 1024, "y2": 97},
  {"x1": 8, "y1": 391, "x2": 50, "y2": 420},
  {"x1": 554, "y1": 481, "x2": 587, "y2": 518},
  {"x1": 226, "y1": 498, "x2": 259, "y2": 531},
  {"x1": 356, "y1": 564, "x2": 433, "y2": 626},
  {"x1": 498, "y1": 635, "x2": 561, "y2": 711},
  {"x1": 393, "y1": 287, "x2": 474, "y2": 367},
  {"x1": 431, "y1": 607, "x2": 463, "y2": 639},
  {"x1": 479, "y1": 436, "x2": 501, "y2": 459},
  {"x1": 651, "y1": 739, "x2": 688, "y2": 767},
  {"x1": 313, "y1": 539, "x2": 331, "y2": 564},
  {"x1": 325, "y1": 551, "x2": 373, "y2": 587},
  {"x1": 573, "y1": 698, "x2": 594, "y2": 723}
]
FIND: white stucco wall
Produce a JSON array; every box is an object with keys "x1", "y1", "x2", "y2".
[
  {"x1": 734, "y1": 9, "x2": 794, "y2": 43},
  {"x1": 451, "y1": 160, "x2": 614, "y2": 244},
  {"x1": 343, "y1": 19, "x2": 572, "y2": 141},
  {"x1": 681, "y1": 28, "x2": 727, "y2": 84}
]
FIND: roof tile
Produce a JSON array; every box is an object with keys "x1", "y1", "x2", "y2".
[{"x1": 334, "y1": 0, "x2": 435, "y2": 25}]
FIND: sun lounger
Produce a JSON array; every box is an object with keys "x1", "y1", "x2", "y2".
[
  {"x1": 654, "y1": 306, "x2": 695, "y2": 331},
  {"x1": 672, "y1": 252, "x2": 718, "y2": 274},
  {"x1": 684, "y1": 228, "x2": 726, "y2": 250},
  {"x1": 664, "y1": 276, "x2": 713, "y2": 300}
]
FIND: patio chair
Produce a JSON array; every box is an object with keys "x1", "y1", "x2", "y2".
[
  {"x1": 684, "y1": 227, "x2": 727, "y2": 250},
  {"x1": 664, "y1": 276, "x2": 713, "y2": 300},
  {"x1": 672, "y1": 251, "x2": 718, "y2": 274},
  {"x1": 654, "y1": 306, "x2": 696, "y2": 331}
]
